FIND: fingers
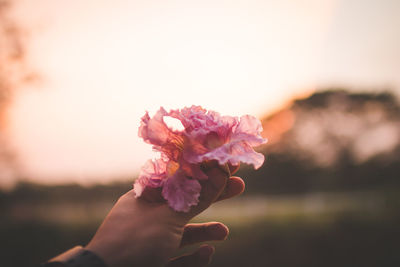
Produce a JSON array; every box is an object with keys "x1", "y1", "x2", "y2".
[
  {"x1": 216, "y1": 176, "x2": 245, "y2": 202},
  {"x1": 187, "y1": 167, "x2": 229, "y2": 217},
  {"x1": 135, "y1": 162, "x2": 239, "y2": 204},
  {"x1": 201, "y1": 161, "x2": 240, "y2": 176},
  {"x1": 180, "y1": 222, "x2": 229, "y2": 247},
  {"x1": 137, "y1": 160, "x2": 243, "y2": 220},
  {"x1": 166, "y1": 245, "x2": 215, "y2": 267}
]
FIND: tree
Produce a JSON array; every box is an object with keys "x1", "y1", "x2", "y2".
[{"x1": 0, "y1": 0, "x2": 33, "y2": 187}]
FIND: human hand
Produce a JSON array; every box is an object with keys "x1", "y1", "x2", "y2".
[{"x1": 85, "y1": 163, "x2": 244, "y2": 267}]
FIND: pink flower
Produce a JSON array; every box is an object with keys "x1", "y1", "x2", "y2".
[{"x1": 134, "y1": 106, "x2": 267, "y2": 212}]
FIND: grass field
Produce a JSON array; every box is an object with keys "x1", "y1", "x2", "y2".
[{"x1": 2, "y1": 186, "x2": 399, "y2": 267}]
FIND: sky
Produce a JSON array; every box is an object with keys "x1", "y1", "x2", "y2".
[{"x1": 4, "y1": 0, "x2": 400, "y2": 186}]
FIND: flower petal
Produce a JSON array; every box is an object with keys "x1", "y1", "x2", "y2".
[
  {"x1": 191, "y1": 141, "x2": 265, "y2": 169},
  {"x1": 133, "y1": 159, "x2": 167, "y2": 197},
  {"x1": 162, "y1": 171, "x2": 201, "y2": 212},
  {"x1": 232, "y1": 115, "x2": 267, "y2": 146},
  {"x1": 138, "y1": 108, "x2": 171, "y2": 147},
  {"x1": 171, "y1": 106, "x2": 237, "y2": 142},
  {"x1": 139, "y1": 107, "x2": 185, "y2": 161}
]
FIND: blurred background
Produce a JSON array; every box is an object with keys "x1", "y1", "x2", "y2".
[{"x1": 1, "y1": 0, "x2": 400, "y2": 266}]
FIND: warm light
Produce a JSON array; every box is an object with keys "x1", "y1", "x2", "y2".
[
  {"x1": 7, "y1": 0, "x2": 337, "y2": 184},
  {"x1": 7, "y1": 0, "x2": 400, "y2": 185}
]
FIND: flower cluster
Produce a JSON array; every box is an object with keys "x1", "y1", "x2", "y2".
[{"x1": 134, "y1": 106, "x2": 267, "y2": 212}]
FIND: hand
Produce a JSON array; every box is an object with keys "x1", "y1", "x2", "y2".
[{"x1": 85, "y1": 163, "x2": 244, "y2": 267}]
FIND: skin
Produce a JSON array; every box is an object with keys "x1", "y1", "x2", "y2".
[{"x1": 85, "y1": 163, "x2": 244, "y2": 267}]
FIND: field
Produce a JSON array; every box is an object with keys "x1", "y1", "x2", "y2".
[{"x1": 1, "y1": 182, "x2": 399, "y2": 267}]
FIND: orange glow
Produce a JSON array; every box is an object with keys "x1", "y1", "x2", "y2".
[{"x1": 262, "y1": 109, "x2": 295, "y2": 145}]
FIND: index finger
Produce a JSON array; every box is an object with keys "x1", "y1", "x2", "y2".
[{"x1": 185, "y1": 166, "x2": 230, "y2": 218}]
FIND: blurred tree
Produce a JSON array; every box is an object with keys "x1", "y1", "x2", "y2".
[
  {"x1": 243, "y1": 89, "x2": 400, "y2": 194},
  {"x1": 0, "y1": 0, "x2": 34, "y2": 187}
]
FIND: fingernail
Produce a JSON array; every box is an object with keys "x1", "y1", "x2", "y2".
[
  {"x1": 197, "y1": 244, "x2": 215, "y2": 258},
  {"x1": 210, "y1": 223, "x2": 229, "y2": 240}
]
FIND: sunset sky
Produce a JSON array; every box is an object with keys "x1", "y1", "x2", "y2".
[{"x1": 5, "y1": 0, "x2": 400, "y2": 186}]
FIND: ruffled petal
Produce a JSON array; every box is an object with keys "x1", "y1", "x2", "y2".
[
  {"x1": 170, "y1": 106, "x2": 237, "y2": 142},
  {"x1": 139, "y1": 107, "x2": 185, "y2": 160},
  {"x1": 189, "y1": 141, "x2": 265, "y2": 169},
  {"x1": 138, "y1": 108, "x2": 170, "y2": 146},
  {"x1": 133, "y1": 159, "x2": 167, "y2": 197},
  {"x1": 162, "y1": 171, "x2": 201, "y2": 212},
  {"x1": 138, "y1": 107, "x2": 180, "y2": 147},
  {"x1": 232, "y1": 115, "x2": 267, "y2": 146}
]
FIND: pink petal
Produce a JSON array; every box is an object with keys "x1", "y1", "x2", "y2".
[
  {"x1": 162, "y1": 171, "x2": 201, "y2": 212},
  {"x1": 171, "y1": 106, "x2": 237, "y2": 142},
  {"x1": 139, "y1": 108, "x2": 185, "y2": 161},
  {"x1": 138, "y1": 108, "x2": 171, "y2": 147},
  {"x1": 236, "y1": 115, "x2": 263, "y2": 136},
  {"x1": 133, "y1": 159, "x2": 167, "y2": 197},
  {"x1": 188, "y1": 141, "x2": 265, "y2": 169},
  {"x1": 133, "y1": 181, "x2": 145, "y2": 197},
  {"x1": 232, "y1": 115, "x2": 267, "y2": 146}
]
